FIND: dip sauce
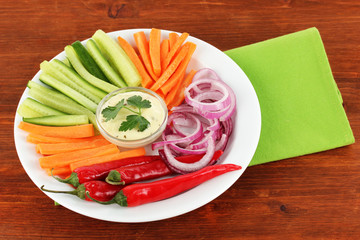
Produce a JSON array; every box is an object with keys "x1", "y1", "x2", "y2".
[{"x1": 99, "y1": 91, "x2": 166, "y2": 141}]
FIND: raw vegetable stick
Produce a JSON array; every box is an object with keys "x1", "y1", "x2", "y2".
[
  {"x1": 39, "y1": 144, "x2": 120, "y2": 168},
  {"x1": 70, "y1": 147, "x2": 146, "y2": 171},
  {"x1": 92, "y1": 29, "x2": 141, "y2": 87},
  {"x1": 169, "y1": 32, "x2": 179, "y2": 50},
  {"x1": 160, "y1": 42, "x2": 197, "y2": 95},
  {"x1": 150, "y1": 44, "x2": 189, "y2": 92},
  {"x1": 37, "y1": 139, "x2": 110, "y2": 155},
  {"x1": 160, "y1": 39, "x2": 169, "y2": 65},
  {"x1": 18, "y1": 122, "x2": 95, "y2": 138},
  {"x1": 65, "y1": 45, "x2": 119, "y2": 93},
  {"x1": 168, "y1": 69, "x2": 197, "y2": 109},
  {"x1": 161, "y1": 32, "x2": 189, "y2": 71},
  {"x1": 165, "y1": 71, "x2": 186, "y2": 107},
  {"x1": 27, "y1": 81, "x2": 98, "y2": 129},
  {"x1": 45, "y1": 166, "x2": 72, "y2": 176},
  {"x1": 117, "y1": 36, "x2": 155, "y2": 88},
  {"x1": 26, "y1": 133, "x2": 104, "y2": 144},
  {"x1": 133, "y1": 31, "x2": 159, "y2": 81},
  {"x1": 149, "y1": 28, "x2": 162, "y2": 77}
]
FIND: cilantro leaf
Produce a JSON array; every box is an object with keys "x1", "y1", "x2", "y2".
[
  {"x1": 119, "y1": 115, "x2": 150, "y2": 132},
  {"x1": 101, "y1": 99, "x2": 125, "y2": 122},
  {"x1": 127, "y1": 95, "x2": 151, "y2": 110}
]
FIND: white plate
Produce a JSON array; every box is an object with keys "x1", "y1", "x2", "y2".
[{"x1": 14, "y1": 29, "x2": 261, "y2": 223}]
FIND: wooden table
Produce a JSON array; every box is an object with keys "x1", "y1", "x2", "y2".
[{"x1": 1, "y1": 0, "x2": 359, "y2": 239}]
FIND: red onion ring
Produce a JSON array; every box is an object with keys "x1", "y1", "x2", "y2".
[{"x1": 152, "y1": 68, "x2": 236, "y2": 174}]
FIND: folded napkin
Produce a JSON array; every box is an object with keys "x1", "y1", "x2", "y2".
[{"x1": 225, "y1": 27, "x2": 355, "y2": 166}]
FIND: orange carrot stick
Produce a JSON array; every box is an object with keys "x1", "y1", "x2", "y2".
[
  {"x1": 162, "y1": 32, "x2": 189, "y2": 71},
  {"x1": 36, "y1": 138, "x2": 110, "y2": 155},
  {"x1": 160, "y1": 39, "x2": 169, "y2": 65},
  {"x1": 70, "y1": 147, "x2": 146, "y2": 171},
  {"x1": 26, "y1": 133, "x2": 104, "y2": 144},
  {"x1": 39, "y1": 144, "x2": 120, "y2": 168},
  {"x1": 149, "y1": 28, "x2": 162, "y2": 77},
  {"x1": 169, "y1": 32, "x2": 179, "y2": 50},
  {"x1": 18, "y1": 122, "x2": 94, "y2": 138},
  {"x1": 117, "y1": 36, "x2": 155, "y2": 88},
  {"x1": 150, "y1": 44, "x2": 189, "y2": 92},
  {"x1": 45, "y1": 166, "x2": 72, "y2": 176},
  {"x1": 160, "y1": 42, "x2": 196, "y2": 95},
  {"x1": 168, "y1": 69, "x2": 197, "y2": 109},
  {"x1": 133, "y1": 31, "x2": 158, "y2": 81},
  {"x1": 165, "y1": 71, "x2": 186, "y2": 107}
]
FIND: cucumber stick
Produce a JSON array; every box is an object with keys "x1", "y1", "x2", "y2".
[
  {"x1": 40, "y1": 61, "x2": 103, "y2": 104},
  {"x1": 65, "y1": 45, "x2": 118, "y2": 93},
  {"x1": 92, "y1": 30, "x2": 142, "y2": 87},
  {"x1": 27, "y1": 81, "x2": 97, "y2": 129},
  {"x1": 51, "y1": 59, "x2": 107, "y2": 100},
  {"x1": 86, "y1": 39, "x2": 127, "y2": 88},
  {"x1": 71, "y1": 41, "x2": 109, "y2": 82},
  {"x1": 23, "y1": 115, "x2": 89, "y2": 126},
  {"x1": 39, "y1": 72, "x2": 98, "y2": 113},
  {"x1": 17, "y1": 98, "x2": 66, "y2": 118}
]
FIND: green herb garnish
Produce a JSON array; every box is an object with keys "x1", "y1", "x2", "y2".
[{"x1": 101, "y1": 95, "x2": 152, "y2": 132}]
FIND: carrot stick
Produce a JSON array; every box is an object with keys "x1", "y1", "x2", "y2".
[
  {"x1": 133, "y1": 31, "x2": 158, "y2": 81},
  {"x1": 39, "y1": 144, "x2": 120, "y2": 168},
  {"x1": 45, "y1": 166, "x2": 72, "y2": 176},
  {"x1": 36, "y1": 138, "x2": 110, "y2": 155},
  {"x1": 165, "y1": 71, "x2": 186, "y2": 107},
  {"x1": 27, "y1": 133, "x2": 104, "y2": 144},
  {"x1": 160, "y1": 42, "x2": 196, "y2": 95},
  {"x1": 168, "y1": 69, "x2": 197, "y2": 109},
  {"x1": 161, "y1": 32, "x2": 189, "y2": 71},
  {"x1": 70, "y1": 147, "x2": 146, "y2": 171},
  {"x1": 18, "y1": 122, "x2": 94, "y2": 138},
  {"x1": 150, "y1": 44, "x2": 189, "y2": 92},
  {"x1": 149, "y1": 28, "x2": 162, "y2": 77},
  {"x1": 160, "y1": 39, "x2": 169, "y2": 65},
  {"x1": 117, "y1": 36, "x2": 155, "y2": 88},
  {"x1": 169, "y1": 32, "x2": 179, "y2": 50}
]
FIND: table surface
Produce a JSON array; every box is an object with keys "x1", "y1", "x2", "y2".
[{"x1": 1, "y1": 0, "x2": 359, "y2": 239}]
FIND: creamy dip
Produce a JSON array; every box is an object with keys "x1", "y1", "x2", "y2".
[{"x1": 99, "y1": 91, "x2": 166, "y2": 141}]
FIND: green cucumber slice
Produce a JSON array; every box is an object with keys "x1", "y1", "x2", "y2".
[
  {"x1": 40, "y1": 60, "x2": 102, "y2": 104},
  {"x1": 27, "y1": 81, "x2": 97, "y2": 129},
  {"x1": 92, "y1": 30, "x2": 142, "y2": 87},
  {"x1": 71, "y1": 41, "x2": 109, "y2": 82},
  {"x1": 86, "y1": 39, "x2": 127, "y2": 88},
  {"x1": 65, "y1": 45, "x2": 118, "y2": 93},
  {"x1": 39, "y1": 72, "x2": 98, "y2": 113},
  {"x1": 51, "y1": 59, "x2": 107, "y2": 100},
  {"x1": 23, "y1": 115, "x2": 89, "y2": 126},
  {"x1": 17, "y1": 98, "x2": 66, "y2": 118}
]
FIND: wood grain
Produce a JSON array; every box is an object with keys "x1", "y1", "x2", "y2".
[{"x1": 0, "y1": 0, "x2": 359, "y2": 239}]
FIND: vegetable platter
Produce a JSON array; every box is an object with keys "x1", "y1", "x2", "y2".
[{"x1": 14, "y1": 29, "x2": 261, "y2": 222}]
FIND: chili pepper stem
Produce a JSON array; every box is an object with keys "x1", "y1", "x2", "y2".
[
  {"x1": 41, "y1": 184, "x2": 86, "y2": 200},
  {"x1": 50, "y1": 169, "x2": 80, "y2": 188},
  {"x1": 85, "y1": 191, "x2": 128, "y2": 206},
  {"x1": 105, "y1": 170, "x2": 125, "y2": 185}
]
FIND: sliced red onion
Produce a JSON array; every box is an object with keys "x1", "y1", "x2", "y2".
[
  {"x1": 152, "y1": 113, "x2": 203, "y2": 150},
  {"x1": 152, "y1": 68, "x2": 236, "y2": 174},
  {"x1": 192, "y1": 68, "x2": 221, "y2": 82},
  {"x1": 185, "y1": 79, "x2": 231, "y2": 111},
  {"x1": 162, "y1": 138, "x2": 216, "y2": 174}
]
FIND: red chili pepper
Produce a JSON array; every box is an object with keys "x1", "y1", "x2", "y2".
[
  {"x1": 105, "y1": 160, "x2": 172, "y2": 185},
  {"x1": 86, "y1": 163, "x2": 242, "y2": 207},
  {"x1": 105, "y1": 150, "x2": 224, "y2": 185},
  {"x1": 52, "y1": 155, "x2": 161, "y2": 187},
  {"x1": 41, "y1": 181, "x2": 124, "y2": 202}
]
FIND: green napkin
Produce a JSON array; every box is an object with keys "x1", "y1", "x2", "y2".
[{"x1": 225, "y1": 27, "x2": 355, "y2": 166}]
